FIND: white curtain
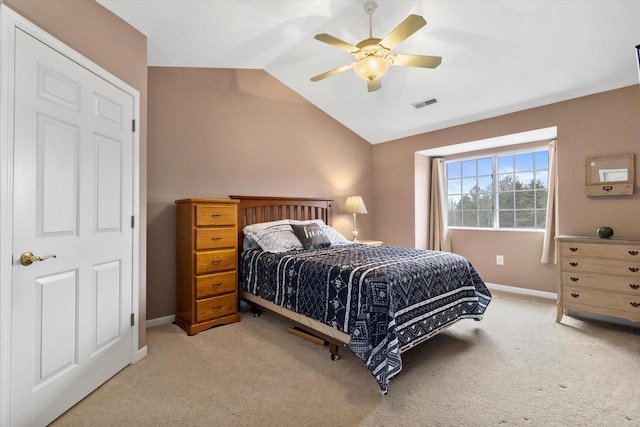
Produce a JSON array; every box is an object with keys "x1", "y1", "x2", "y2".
[
  {"x1": 541, "y1": 140, "x2": 558, "y2": 263},
  {"x1": 428, "y1": 158, "x2": 451, "y2": 252}
]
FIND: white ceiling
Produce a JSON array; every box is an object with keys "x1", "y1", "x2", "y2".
[{"x1": 98, "y1": 0, "x2": 640, "y2": 144}]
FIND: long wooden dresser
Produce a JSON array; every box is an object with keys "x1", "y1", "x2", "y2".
[
  {"x1": 175, "y1": 198, "x2": 241, "y2": 335},
  {"x1": 556, "y1": 235, "x2": 640, "y2": 323}
]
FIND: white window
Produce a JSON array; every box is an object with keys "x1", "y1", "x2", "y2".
[{"x1": 445, "y1": 148, "x2": 549, "y2": 229}]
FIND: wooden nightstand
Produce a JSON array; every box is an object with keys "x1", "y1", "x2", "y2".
[{"x1": 358, "y1": 240, "x2": 383, "y2": 246}]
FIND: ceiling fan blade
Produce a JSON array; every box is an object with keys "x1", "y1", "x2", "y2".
[
  {"x1": 379, "y1": 14, "x2": 427, "y2": 50},
  {"x1": 310, "y1": 63, "x2": 354, "y2": 82},
  {"x1": 314, "y1": 34, "x2": 360, "y2": 53},
  {"x1": 367, "y1": 78, "x2": 381, "y2": 92},
  {"x1": 392, "y1": 54, "x2": 442, "y2": 69}
]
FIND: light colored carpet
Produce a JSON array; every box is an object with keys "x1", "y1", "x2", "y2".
[{"x1": 51, "y1": 291, "x2": 639, "y2": 427}]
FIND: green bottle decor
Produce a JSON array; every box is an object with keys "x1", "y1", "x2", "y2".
[{"x1": 596, "y1": 226, "x2": 614, "y2": 239}]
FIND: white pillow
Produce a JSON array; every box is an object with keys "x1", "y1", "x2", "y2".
[
  {"x1": 243, "y1": 219, "x2": 291, "y2": 234},
  {"x1": 243, "y1": 221, "x2": 303, "y2": 253}
]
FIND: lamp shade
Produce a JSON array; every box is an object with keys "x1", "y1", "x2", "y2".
[{"x1": 344, "y1": 196, "x2": 368, "y2": 214}]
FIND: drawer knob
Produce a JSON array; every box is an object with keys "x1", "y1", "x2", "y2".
[
  {"x1": 629, "y1": 267, "x2": 639, "y2": 273},
  {"x1": 629, "y1": 284, "x2": 640, "y2": 290},
  {"x1": 630, "y1": 302, "x2": 640, "y2": 308},
  {"x1": 570, "y1": 277, "x2": 579, "y2": 282},
  {"x1": 569, "y1": 262, "x2": 579, "y2": 267},
  {"x1": 570, "y1": 293, "x2": 580, "y2": 298},
  {"x1": 211, "y1": 237, "x2": 222, "y2": 241},
  {"x1": 212, "y1": 305, "x2": 222, "y2": 311},
  {"x1": 629, "y1": 250, "x2": 639, "y2": 256},
  {"x1": 211, "y1": 260, "x2": 222, "y2": 264},
  {"x1": 212, "y1": 282, "x2": 223, "y2": 287},
  {"x1": 211, "y1": 214, "x2": 223, "y2": 218},
  {"x1": 569, "y1": 247, "x2": 578, "y2": 252}
]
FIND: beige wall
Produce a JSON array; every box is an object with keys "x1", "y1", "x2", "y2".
[
  {"x1": 373, "y1": 85, "x2": 640, "y2": 293},
  {"x1": 147, "y1": 67, "x2": 372, "y2": 319},
  {"x1": 3, "y1": 0, "x2": 149, "y2": 347}
]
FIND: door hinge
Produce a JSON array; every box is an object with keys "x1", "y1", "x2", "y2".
[
  {"x1": 131, "y1": 215, "x2": 135, "y2": 228},
  {"x1": 132, "y1": 119, "x2": 136, "y2": 132},
  {"x1": 130, "y1": 313, "x2": 135, "y2": 326}
]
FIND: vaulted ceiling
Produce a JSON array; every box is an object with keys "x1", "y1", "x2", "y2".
[{"x1": 98, "y1": 0, "x2": 640, "y2": 144}]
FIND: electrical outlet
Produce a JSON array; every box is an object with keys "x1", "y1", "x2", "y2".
[{"x1": 496, "y1": 255, "x2": 504, "y2": 265}]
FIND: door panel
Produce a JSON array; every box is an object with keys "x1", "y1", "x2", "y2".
[
  {"x1": 38, "y1": 114, "x2": 79, "y2": 236},
  {"x1": 11, "y1": 28, "x2": 134, "y2": 426},
  {"x1": 36, "y1": 270, "x2": 77, "y2": 384},
  {"x1": 94, "y1": 260, "x2": 122, "y2": 351},
  {"x1": 95, "y1": 135, "x2": 122, "y2": 232}
]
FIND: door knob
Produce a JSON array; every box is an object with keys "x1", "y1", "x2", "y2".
[{"x1": 20, "y1": 252, "x2": 56, "y2": 266}]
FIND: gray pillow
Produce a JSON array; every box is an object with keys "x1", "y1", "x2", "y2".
[{"x1": 291, "y1": 223, "x2": 331, "y2": 249}]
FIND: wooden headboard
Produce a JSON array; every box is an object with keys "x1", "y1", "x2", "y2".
[{"x1": 228, "y1": 195, "x2": 333, "y2": 253}]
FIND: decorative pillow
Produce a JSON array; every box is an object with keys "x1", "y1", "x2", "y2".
[
  {"x1": 291, "y1": 223, "x2": 331, "y2": 250},
  {"x1": 243, "y1": 223, "x2": 303, "y2": 253},
  {"x1": 289, "y1": 219, "x2": 354, "y2": 246}
]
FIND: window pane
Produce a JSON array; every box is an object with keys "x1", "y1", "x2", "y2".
[
  {"x1": 515, "y1": 190, "x2": 535, "y2": 209},
  {"x1": 463, "y1": 211, "x2": 478, "y2": 227},
  {"x1": 478, "y1": 191, "x2": 493, "y2": 210},
  {"x1": 499, "y1": 210, "x2": 514, "y2": 228},
  {"x1": 516, "y1": 172, "x2": 534, "y2": 189},
  {"x1": 535, "y1": 170, "x2": 548, "y2": 188},
  {"x1": 477, "y1": 175, "x2": 492, "y2": 192},
  {"x1": 515, "y1": 153, "x2": 533, "y2": 172},
  {"x1": 478, "y1": 211, "x2": 493, "y2": 227},
  {"x1": 516, "y1": 210, "x2": 535, "y2": 228},
  {"x1": 448, "y1": 210, "x2": 462, "y2": 227},
  {"x1": 535, "y1": 151, "x2": 549, "y2": 169},
  {"x1": 462, "y1": 194, "x2": 477, "y2": 210},
  {"x1": 447, "y1": 195, "x2": 461, "y2": 211},
  {"x1": 498, "y1": 155, "x2": 514, "y2": 173},
  {"x1": 497, "y1": 174, "x2": 514, "y2": 190},
  {"x1": 447, "y1": 162, "x2": 461, "y2": 178},
  {"x1": 499, "y1": 192, "x2": 514, "y2": 209},
  {"x1": 447, "y1": 179, "x2": 461, "y2": 195},
  {"x1": 462, "y1": 177, "x2": 477, "y2": 193},
  {"x1": 462, "y1": 160, "x2": 477, "y2": 177},
  {"x1": 536, "y1": 210, "x2": 546, "y2": 228},
  {"x1": 477, "y1": 157, "x2": 492, "y2": 175},
  {"x1": 535, "y1": 190, "x2": 548, "y2": 209}
]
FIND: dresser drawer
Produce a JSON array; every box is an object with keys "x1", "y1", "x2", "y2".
[
  {"x1": 564, "y1": 286, "x2": 640, "y2": 314},
  {"x1": 561, "y1": 242, "x2": 640, "y2": 260},
  {"x1": 196, "y1": 293, "x2": 237, "y2": 322},
  {"x1": 561, "y1": 257, "x2": 640, "y2": 276},
  {"x1": 196, "y1": 271, "x2": 237, "y2": 299},
  {"x1": 195, "y1": 249, "x2": 236, "y2": 274},
  {"x1": 195, "y1": 227, "x2": 236, "y2": 250},
  {"x1": 196, "y1": 205, "x2": 236, "y2": 226},
  {"x1": 562, "y1": 272, "x2": 640, "y2": 294}
]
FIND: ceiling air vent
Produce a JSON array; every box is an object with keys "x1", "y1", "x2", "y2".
[{"x1": 412, "y1": 98, "x2": 438, "y2": 109}]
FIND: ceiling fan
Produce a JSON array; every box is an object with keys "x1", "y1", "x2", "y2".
[{"x1": 310, "y1": 1, "x2": 442, "y2": 92}]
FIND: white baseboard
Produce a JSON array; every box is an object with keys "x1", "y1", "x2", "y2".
[
  {"x1": 485, "y1": 282, "x2": 556, "y2": 300},
  {"x1": 134, "y1": 346, "x2": 147, "y2": 363},
  {"x1": 146, "y1": 314, "x2": 176, "y2": 328}
]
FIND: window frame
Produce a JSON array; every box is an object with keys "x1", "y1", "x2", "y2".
[{"x1": 444, "y1": 146, "x2": 550, "y2": 231}]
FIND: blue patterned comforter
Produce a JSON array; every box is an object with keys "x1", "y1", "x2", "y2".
[{"x1": 241, "y1": 244, "x2": 491, "y2": 394}]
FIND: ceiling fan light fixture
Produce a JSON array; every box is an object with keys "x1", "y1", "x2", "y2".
[{"x1": 353, "y1": 56, "x2": 392, "y2": 81}]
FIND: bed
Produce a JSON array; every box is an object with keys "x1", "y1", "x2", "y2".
[{"x1": 229, "y1": 195, "x2": 491, "y2": 394}]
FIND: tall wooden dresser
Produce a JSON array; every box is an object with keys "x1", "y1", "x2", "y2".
[
  {"x1": 556, "y1": 236, "x2": 640, "y2": 323},
  {"x1": 175, "y1": 198, "x2": 241, "y2": 335}
]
